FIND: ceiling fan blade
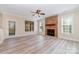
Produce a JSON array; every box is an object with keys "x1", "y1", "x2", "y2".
[{"x1": 40, "y1": 13, "x2": 45, "y2": 15}]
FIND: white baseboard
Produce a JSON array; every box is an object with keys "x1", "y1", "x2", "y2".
[
  {"x1": 59, "y1": 36, "x2": 79, "y2": 42},
  {"x1": 5, "y1": 34, "x2": 37, "y2": 39}
]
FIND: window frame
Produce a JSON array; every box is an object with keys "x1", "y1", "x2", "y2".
[{"x1": 61, "y1": 15, "x2": 73, "y2": 34}]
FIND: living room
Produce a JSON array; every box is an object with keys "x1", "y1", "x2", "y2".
[{"x1": 0, "y1": 4, "x2": 79, "y2": 54}]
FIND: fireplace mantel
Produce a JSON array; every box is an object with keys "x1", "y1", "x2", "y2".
[{"x1": 45, "y1": 24, "x2": 56, "y2": 26}]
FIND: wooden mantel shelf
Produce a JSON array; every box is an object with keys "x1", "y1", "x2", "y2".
[{"x1": 45, "y1": 24, "x2": 56, "y2": 26}]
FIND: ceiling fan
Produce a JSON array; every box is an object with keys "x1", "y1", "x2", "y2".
[{"x1": 31, "y1": 9, "x2": 45, "y2": 17}]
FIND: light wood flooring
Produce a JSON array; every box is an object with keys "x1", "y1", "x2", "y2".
[{"x1": 0, "y1": 35, "x2": 79, "y2": 54}]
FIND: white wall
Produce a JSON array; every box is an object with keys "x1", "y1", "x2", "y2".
[
  {"x1": 58, "y1": 10, "x2": 79, "y2": 41},
  {"x1": 1, "y1": 12, "x2": 38, "y2": 39}
]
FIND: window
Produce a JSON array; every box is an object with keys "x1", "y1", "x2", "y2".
[
  {"x1": 61, "y1": 16, "x2": 73, "y2": 34},
  {"x1": 25, "y1": 21, "x2": 34, "y2": 32}
]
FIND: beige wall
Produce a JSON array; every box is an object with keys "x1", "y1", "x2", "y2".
[
  {"x1": 0, "y1": 13, "x2": 2, "y2": 28},
  {"x1": 1, "y1": 12, "x2": 38, "y2": 39},
  {"x1": 58, "y1": 10, "x2": 79, "y2": 41}
]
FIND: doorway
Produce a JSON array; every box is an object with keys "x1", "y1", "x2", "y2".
[{"x1": 38, "y1": 20, "x2": 43, "y2": 35}]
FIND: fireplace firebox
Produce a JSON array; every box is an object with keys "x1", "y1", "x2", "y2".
[{"x1": 47, "y1": 29, "x2": 55, "y2": 36}]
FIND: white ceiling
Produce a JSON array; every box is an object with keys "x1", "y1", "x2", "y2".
[{"x1": 0, "y1": 4, "x2": 79, "y2": 18}]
